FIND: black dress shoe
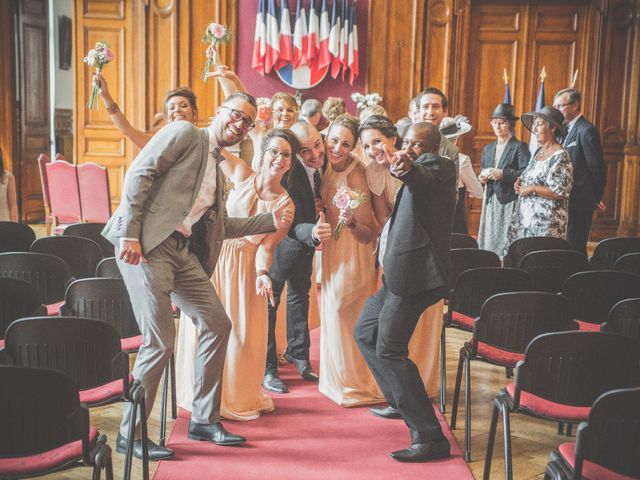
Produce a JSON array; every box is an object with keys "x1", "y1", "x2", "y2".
[
  {"x1": 188, "y1": 421, "x2": 246, "y2": 446},
  {"x1": 284, "y1": 352, "x2": 319, "y2": 381},
  {"x1": 390, "y1": 440, "x2": 451, "y2": 463},
  {"x1": 369, "y1": 405, "x2": 402, "y2": 419},
  {"x1": 262, "y1": 373, "x2": 289, "y2": 393},
  {"x1": 116, "y1": 433, "x2": 174, "y2": 461}
]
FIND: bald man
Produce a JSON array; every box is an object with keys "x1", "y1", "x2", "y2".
[{"x1": 355, "y1": 122, "x2": 457, "y2": 462}]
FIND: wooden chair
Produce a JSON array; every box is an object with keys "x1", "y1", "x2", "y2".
[
  {"x1": 78, "y1": 162, "x2": 112, "y2": 223},
  {"x1": 37, "y1": 153, "x2": 54, "y2": 235},
  {"x1": 45, "y1": 160, "x2": 82, "y2": 234}
]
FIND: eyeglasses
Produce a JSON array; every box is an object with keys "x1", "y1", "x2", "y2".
[
  {"x1": 266, "y1": 147, "x2": 292, "y2": 160},
  {"x1": 553, "y1": 102, "x2": 574, "y2": 109},
  {"x1": 220, "y1": 106, "x2": 255, "y2": 130}
]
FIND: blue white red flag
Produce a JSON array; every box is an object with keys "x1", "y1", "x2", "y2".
[
  {"x1": 318, "y1": 0, "x2": 331, "y2": 69},
  {"x1": 340, "y1": 0, "x2": 350, "y2": 80},
  {"x1": 274, "y1": 0, "x2": 293, "y2": 70},
  {"x1": 293, "y1": 0, "x2": 308, "y2": 68},
  {"x1": 529, "y1": 70, "x2": 546, "y2": 154},
  {"x1": 251, "y1": 0, "x2": 267, "y2": 75},
  {"x1": 347, "y1": 1, "x2": 359, "y2": 85},
  {"x1": 264, "y1": 0, "x2": 280, "y2": 73},
  {"x1": 329, "y1": 0, "x2": 342, "y2": 78},
  {"x1": 307, "y1": 0, "x2": 320, "y2": 64}
]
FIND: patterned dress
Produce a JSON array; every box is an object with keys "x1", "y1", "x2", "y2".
[{"x1": 504, "y1": 149, "x2": 573, "y2": 254}]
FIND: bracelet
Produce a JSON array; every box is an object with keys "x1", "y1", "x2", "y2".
[
  {"x1": 256, "y1": 269, "x2": 269, "y2": 277},
  {"x1": 106, "y1": 102, "x2": 120, "y2": 115}
]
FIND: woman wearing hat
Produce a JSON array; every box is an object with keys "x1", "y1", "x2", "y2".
[
  {"x1": 503, "y1": 105, "x2": 573, "y2": 253},
  {"x1": 477, "y1": 104, "x2": 531, "y2": 255},
  {"x1": 440, "y1": 115, "x2": 484, "y2": 233}
]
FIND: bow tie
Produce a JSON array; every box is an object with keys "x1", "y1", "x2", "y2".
[{"x1": 212, "y1": 146, "x2": 225, "y2": 165}]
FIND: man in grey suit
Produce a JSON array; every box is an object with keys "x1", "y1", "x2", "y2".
[
  {"x1": 103, "y1": 92, "x2": 292, "y2": 460},
  {"x1": 354, "y1": 122, "x2": 456, "y2": 462},
  {"x1": 553, "y1": 88, "x2": 606, "y2": 255}
]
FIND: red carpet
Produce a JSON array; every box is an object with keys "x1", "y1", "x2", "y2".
[{"x1": 154, "y1": 329, "x2": 472, "y2": 480}]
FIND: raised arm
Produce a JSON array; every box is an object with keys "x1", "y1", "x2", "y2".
[
  {"x1": 206, "y1": 45, "x2": 248, "y2": 96},
  {"x1": 219, "y1": 148, "x2": 254, "y2": 184}
]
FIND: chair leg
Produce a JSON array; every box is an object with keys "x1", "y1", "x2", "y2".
[
  {"x1": 482, "y1": 398, "x2": 501, "y2": 480},
  {"x1": 160, "y1": 363, "x2": 169, "y2": 447},
  {"x1": 557, "y1": 422, "x2": 565, "y2": 435},
  {"x1": 566, "y1": 423, "x2": 573, "y2": 437},
  {"x1": 464, "y1": 354, "x2": 472, "y2": 462},
  {"x1": 451, "y1": 347, "x2": 465, "y2": 429},
  {"x1": 170, "y1": 354, "x2": 177, "y2": 419},
  {"x1": 440, "y1": 326, "x2": 447, "y2": 413},
  {"x1": 139, "y1": 396, "x2": 150, "y2": 480},
  {"x1": 501, "y1": 400, "x2": 513, "y2": 480},
  {"x1": 104, "y1": 455, "x2": 114, "y2": 480},
  {"x1": 124, "y1": 397, "x2": 137, "y2": 480},
  {"x1": 505, "y1": 366, "x2": 513, "y2": 378}
]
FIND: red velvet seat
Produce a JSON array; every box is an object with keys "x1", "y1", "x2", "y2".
[
  {"x1": 78, "y1": 162, "x2": 112, "y2": 223},
  {"x1": 451, "y1": 311, "x2": 474, "y2": 329},
  {"x1": 576, "y1": 320, "x2": 602, "y2": 331},
  {"x1": 46, "y1": 160, "x2": 83, "y2": 233},
  {"x1": 556, "y1": 443, "x2": 637, "y2": 480},
  {"x1": 121, "y1": 335, "x2": 143, "y2": 352},
  {"x1": 505, "y1": 383, "x2": 590, "y2": 422}
]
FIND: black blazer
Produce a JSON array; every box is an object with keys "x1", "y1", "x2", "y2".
[
  {"x1": 563, "y1": 115, "x2": 606, "y2": 206},
  {"x1": 480, "y1": 137, "x2": 530, "y2": 204},
  {"x1": 269, "y1": 159, "x2": 318, "y2": 281},
  {"x1": 383, "y1": 153, "x2": 457, "y2": 298}
]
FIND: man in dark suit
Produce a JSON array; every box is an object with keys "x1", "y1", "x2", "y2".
[
  {"x1": 354, "y1": 122, "x2": 457, "y2": 462},
  {"x1": 554, "y1": 88, "x2": 606, "y2": 255},
  {"x1": 263, "y1": 121, "x2": 331, "y2": 393}
]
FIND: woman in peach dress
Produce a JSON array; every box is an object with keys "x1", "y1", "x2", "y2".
[
  {"x1": 359, "y1": 114, "x2": 443, "y2": 398},
  {"x1": 176, "y1": 129, "x2": 296, "y2": 420},
  {"x1": 319, "y1": 114, "x2": 384, "y2": 406}
]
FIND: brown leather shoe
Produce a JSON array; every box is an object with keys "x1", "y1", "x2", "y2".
[{"x1": 390, "y1": 439, "x2": 451, "y2": 462}]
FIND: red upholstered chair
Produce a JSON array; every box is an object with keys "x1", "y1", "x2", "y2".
[
  {"x1": 483, "y1": 331, "x2": 639, "y2": 480},
  {"x1": 0, "y1": 221, "x2": 35, "y2": 253},
  {"x1": 450, "y1": 292, "x2": 575, "y2": 461},
  {"x1": 77, "y1": 162, "x2": 112, "y2": 223},
  {"x1": 0, "y1": 278, "x2": 45, "y2": 349},
  {"x1": 45, "y1": 160, "x2": 82, "y2": 234},
  {"x1": 561, "y1": 271, "x2": 640, "y2": 331},
  {"x1": 544, "y1": 387, "x2": 640, "y2": 480},
  {"x1": 440, "y1": 267, "x2": 532, "y2": 413},
  {"x1": 55, "y1": 153, "x2": 67, "y2": 160},
  {"x1": 31, "y1": 235, "x2": 103, "y2": 280},
  {"x1": 64, "y1": 222, "x2": 115, "y2": 258},
  {"x1": 451, "y1": 232, "x2": 478, "y2": 249},
  {"x1": 503, "y1": 236, "x2": 571, "y2": 268},
  {"x1": 37, "y1": 153, "x2": 54, "y2": 235},
  {"x1": 519, "y1": 250, "x2": 589, "y2": 294},
  {"x1": 0, "y1": 366, "x2": 114, "y2": 480},
  {"x1": 615, "y1": 252, "x2": 640, "y2": 277},
  {"x1": 0, "y1": 252, "x2": 72, "y2": 316},
  {"x1": 590, "y1": 237, "x2": 640, "y2": 270},
  {"x1": 3, "y1": 317, "x2": 149, "y2": 480}
]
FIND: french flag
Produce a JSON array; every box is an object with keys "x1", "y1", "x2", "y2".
[
  {"x1": 292, "y1": 0, "x2": 308, "y2": 68},
  {"x1": 340, "y1": 0, "x2": 350, "y2": 80},
  {"x1": 275, "y1": 0, "x2": 293, "y2": 70},
  {"x1": 348, "y1": 1, "x2": 359, "y2": 85},
  {"x1": 251, "y1": 0, "x2": 267, "y2": 75},
  {"x1": 317, "y1": 0, "x2": 331, "y2": 69},
  {"x1": 329, "y1": 0, "x2": 342, "y2": 78},
  {"x1": 307, "y1": 0, "x2": 320, "y2": 65},
  {"x1": 264, "y1": 0, "x2": 280, "y2": 74}
]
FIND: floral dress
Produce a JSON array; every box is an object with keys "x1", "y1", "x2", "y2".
[{"x1": 504, "y1": 149, "x2": 573, "y2": 254}]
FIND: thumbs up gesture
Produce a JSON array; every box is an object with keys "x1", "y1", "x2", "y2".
[{"x1": 313, "y1": 211, "x2": 332, "y2": 243}]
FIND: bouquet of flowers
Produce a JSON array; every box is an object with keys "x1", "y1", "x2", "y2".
[
  {"x1": 201, "y1": 22, "x2": 232, "y2": 81},
  {"x1": 255, "y1": 97, "x2": 273, "y2": 130},
  {"x1": 332, "y1": 185, "x2": 368, "y2": 240},
  {"x1": 83, "y1": 41, "x2": 114, "y2": 110}
]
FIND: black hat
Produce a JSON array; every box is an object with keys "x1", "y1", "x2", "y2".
[
  {"x1": 490, "y1": 103, "x2": 519, "y2": 120},
  {"x1": 521, "y1": 105, "x2": 567, "y2": 137}
]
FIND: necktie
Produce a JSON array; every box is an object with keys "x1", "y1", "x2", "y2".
[
  {"x1": 313, "y1": 169, "x2": 321, "y2": 198},
  {"x1": 212, "y1": 146, "x2": 225, "y2": 165}
]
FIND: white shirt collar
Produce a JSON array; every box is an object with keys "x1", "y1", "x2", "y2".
[{"x1": 567, "y1": 113, "x2": 583, "y2": 131}]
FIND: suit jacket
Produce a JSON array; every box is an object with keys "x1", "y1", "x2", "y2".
[
  {"x1": 269, "y1": 159, "x2": 318, "y2": 281},
  {"x1": 563, "y1": 115, "x2": 606, "y2": 207},
  {"x1": 102, "y1": 121, "x2": 275, "y2": 277},
  {"x1": 383, "y1": 152, "x2": 457, "y2": 298},
  {"x1": 480, "y1": 137, "x2": 530, "y2": 204}
]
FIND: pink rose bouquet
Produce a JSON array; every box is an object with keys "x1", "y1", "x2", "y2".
[
  {"x1": 83, "y1": 41, "x2": 114, "y2": 110},
  {"x1": 332, "y1": 185, "x2": 368, "y2": 240},
  {"x1": 256, "y1": 97, "x2": 273, "y2": 130},
  {"x1": 201, "y1": 22, "x2": 232, "y2": 81}
]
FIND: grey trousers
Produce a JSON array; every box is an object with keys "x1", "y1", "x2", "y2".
[{"x1": 117, "y1": 236, "x2": 230, "y2": 438}]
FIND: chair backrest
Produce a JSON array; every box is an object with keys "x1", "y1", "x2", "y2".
[
  {"x1": 449, "y1": 267, "x2": 532, "y2": 319},
  {"x1": 603, "y1": 298, "x2": 640, "y2": 352},
  {"x1": 55, "y1": 153, "x2": 66, "y2": 161},
  {"x1": 504, "y1": 236, "x2": 570, "y2": 268},
  {"x1": 474, "y1": 292, "x2": 574, "y2": 354},
  {"x1": 77, "y1": 162, "x2": 112, "y2": 223},
  {"x1": 574, "y1": 387, "x2": 640, "y2": 479},
  {"x1": 61, "y1": 278, "x2": 140, "y2": 339},
  {"x1": 4, "y1": 316, "x2": 129, "y2": 391},
  {"x1": 0, "y1": 278, "x2": 45, "y2": 340},
  {"x1": 0, "y1": 221, "x2": 36, "y2": 253},
  {"x1": 515, "y1": 331, "x2": 638, "y2": 408},
  {"x1": 0, "y1": 365, "x2": 90, "y2": 460},
  {"x1": 63, "y1": 222, "x2": 114, "y2": 258},
  {"x1": 450, "y1": 233, "x2": 478, "y2": 249},
  {"x1": 614, "y1": 252, "x2": 640, "y2": 276},
  {"x1": 45, "y1": 160, "x2": 82, "y2": 224},
  {"x1": 96, "y1": 257, "x2": 122, "y2": 278},
  {"x1": 37, "y1": 153, "x2": 52, "y2": 210},
  {"x1": 31, "y1": 236, "x2": 102, "y2": 280},
  {"x1": 0, "y1": 252, "x2": 71, "y2": 304},
  {"x1": 519, "y1": 250, "x2": 590, "y2": 293},
  {"x1": 450, "y1": 248, "x2": 501, "y2": 286},
  {"x1": 561, "y1": 271, "x2": 640, "y2": 326},
  {"x1": 590, "y1": 237, "x2": 640, "y2": 270}
]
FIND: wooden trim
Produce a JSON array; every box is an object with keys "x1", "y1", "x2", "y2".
[{"x1": 0, "y1": 0, "x2": 17, "y2": 175}]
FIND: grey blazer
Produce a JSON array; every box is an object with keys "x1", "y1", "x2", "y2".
[{"x1": 103, "y1": 121, "x2": 275, "y2": 277}]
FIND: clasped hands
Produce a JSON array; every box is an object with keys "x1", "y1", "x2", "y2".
[{"x1": 514, "y1": 177, "x2": 536, "y2": 197}]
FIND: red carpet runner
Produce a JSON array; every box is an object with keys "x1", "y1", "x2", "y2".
[{"x1": 154, "y1": 329, "x2": 472, "y2": 480}]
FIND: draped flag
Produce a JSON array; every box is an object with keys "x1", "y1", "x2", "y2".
[
  {"x1": 292, "y1": 0, "x2": 308, "y2": 68},
  {"x1": 503, "y1": 68, "x2": 512, "y2": 104},
  {"x1": 340, "y1": 0, "x2": 350, "y2": 80},
  {"x1": 307, "y1": 0, "x2": 320, "y2": 64},
  {"x1": 264, "y1": 0, "x2": 280, "y2": 73},
  {"x1": 318, "y1": 0, "x2": 331, "y2": 68},
  {"x1": 274, "y1": 0, "x2": 293, "y2": 70},
  {"x1": 529, "y1": 66, "x2": 547, "y2": 155},
  {"x1": 329, "y1": 0, "x2": 342, "y2": 78},
  {"x1": 251, "y1": 0, "x2": 267, "y2": 75},
  {"x1": 347, "y1": 1, "x2": 359, "y2": 85}
]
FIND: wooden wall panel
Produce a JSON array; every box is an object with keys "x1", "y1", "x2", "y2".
[
  {"x1": 0, "y1": 1, "x2": 16, "y2": 177},
  {"x1": 423, "y1": 0, "x2": 455, "y2": 93}
]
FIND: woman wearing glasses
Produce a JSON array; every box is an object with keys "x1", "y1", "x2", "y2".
[{"x1": 176, "y1": 129, "x2": 296, "y2": 420}]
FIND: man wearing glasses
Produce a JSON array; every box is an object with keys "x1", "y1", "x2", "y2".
[
  {"x1": 553, "y1": 88, "x2": 606, "y2": 255},
  {"x1": 103, "y1": 92, "x2": 293, "y2": 460}
]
